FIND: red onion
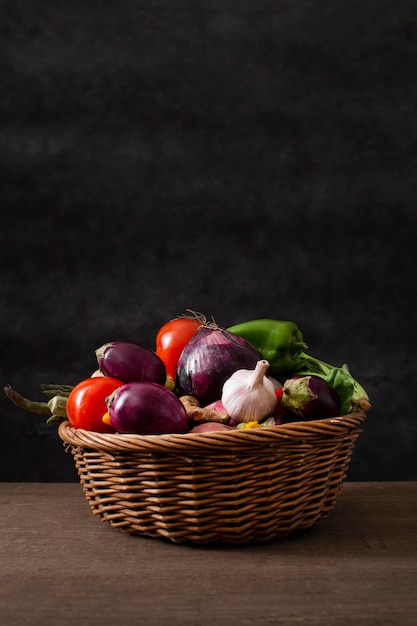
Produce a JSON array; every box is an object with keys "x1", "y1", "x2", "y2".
[
  {"x1": 189, "y1": 422, "x2": 235, "y2": 434},
  {"x1": 204, "y1": 399, "x2": 228, "y2": 414},
  {"x1": 96, "y1": 341, "x2": 166, "y2": 385},
  {"x1": 175, "y1": 325, "x2": 263, "y2": 405},
  {"x1": 282, "y1": 375, "x2": 340, "y2": 419},
  {"x1": 107, "y1": 382, "x2": 189, "y2": 434}
]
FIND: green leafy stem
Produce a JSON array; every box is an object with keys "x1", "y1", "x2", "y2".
[{"x1": 291, "y1": 352, "x2": 371, "y2": 415}]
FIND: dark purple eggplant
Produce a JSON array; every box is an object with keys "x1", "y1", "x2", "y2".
[
  {"x1": 281, "y1": 375, "x2": 340, "y2": 419},
  {"x1": 175, "y1": 325, "x2": 263, "y2": 405},
  {"x1": 96, "y1": 341, "x2": 166, "y2": 385},
  {"x1": 107, "y1": 382, "x2": 189, "y2": 434}
]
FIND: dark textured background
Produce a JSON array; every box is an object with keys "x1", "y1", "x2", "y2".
[{"x1": 1, "y1": 0, "x2": 416, "y2": 481}]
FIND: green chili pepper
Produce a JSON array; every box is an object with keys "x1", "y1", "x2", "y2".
[{"x1": 227, "y1": 319, "x2": 306, "y2": 375}]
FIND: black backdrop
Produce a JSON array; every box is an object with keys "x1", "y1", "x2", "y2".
[{"x1": 1, "y1": 0, "x2": 416, "y2": 481}]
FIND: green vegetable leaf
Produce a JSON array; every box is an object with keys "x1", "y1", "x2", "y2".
[
  {"x1": 46, "y1": 415, "x2": 64, "y2": 424},
  {"x1": 291, "y1": 353, "x2": 370, "y2": 414},
  {"x1": 323, "y1": 364, "x2": 356, "y2": 415}
]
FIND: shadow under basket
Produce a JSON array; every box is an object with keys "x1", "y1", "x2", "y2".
[{"x1": 58, "y1": 411, "x2": 366, "y2": 545}]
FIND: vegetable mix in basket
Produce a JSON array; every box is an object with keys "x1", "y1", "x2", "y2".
[{"x1": 4, "y1": 312, "x2": 371, "y2": 435}]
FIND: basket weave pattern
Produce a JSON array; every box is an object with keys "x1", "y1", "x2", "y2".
[{"x1": 58, "y1": 411, "x2": 365, "y2": 544}]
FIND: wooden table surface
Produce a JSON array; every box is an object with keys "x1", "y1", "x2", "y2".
[{"x1": 0, "y1": 481, "x2": 416, "y2": 626}]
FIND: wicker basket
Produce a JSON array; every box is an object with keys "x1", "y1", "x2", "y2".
[{"x1": 58, "y1": 411, "x2": 366, "y2": 544}]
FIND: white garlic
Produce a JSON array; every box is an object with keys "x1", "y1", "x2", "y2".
[{"x1": 221, "y1": 360, "x2": 277, "y2": 425}]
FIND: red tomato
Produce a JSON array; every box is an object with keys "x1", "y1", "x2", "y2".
[
  {"x1": 155, "y1": 317, "x2": 203, "y2": 382},
  {"x1": 66, "y1": 377, "x2": 124, "y2": 432}
]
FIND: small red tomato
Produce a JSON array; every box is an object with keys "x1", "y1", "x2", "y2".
[
  {"x1": 155, "y1": 317, "x2": 203, "y2": 383},
  {"x1": 66, "y1": 377, "x2": 124, "y2": 432}
]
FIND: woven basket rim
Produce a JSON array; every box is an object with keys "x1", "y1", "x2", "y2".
[{"x1": 58, "y1": 411, "x2": 366, "y2": 454}]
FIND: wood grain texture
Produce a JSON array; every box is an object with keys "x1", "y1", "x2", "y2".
[{"x1": 0, "y1": 482, "x2": 416, "y2": 625}]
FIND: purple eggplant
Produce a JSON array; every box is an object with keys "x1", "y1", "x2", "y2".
[
  {"x1": 107, "y1": 381, "x2": 189, "y2": 434},
  {"x1": 282, "y1": 375, "x2": 340, "y2": 420},
  {"x1": 175, "y1": 325, "x2": 263, "y2": 405},
  {"x1": 96, "y1": 341, "x2": 166, "y2": 385}
]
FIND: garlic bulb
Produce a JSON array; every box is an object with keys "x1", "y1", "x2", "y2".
[{"x1": 221, "y1": 360, "x2": 277, "y2": 425}]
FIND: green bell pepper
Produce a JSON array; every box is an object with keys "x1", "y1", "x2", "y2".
[{"x1": 227, "y1": 319, "x2": 306, "y2": 375}]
